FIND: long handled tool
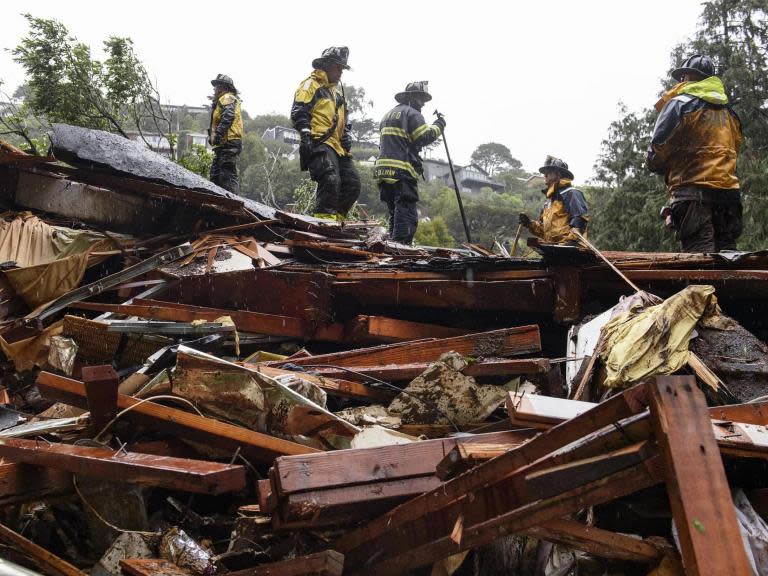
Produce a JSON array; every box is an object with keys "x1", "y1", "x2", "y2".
[
  {"x1": 572, "y1": 230, "x2": 641, "y2": 292},
  {"x1": 510, "y1": 223, "x2": 523, "y2": 257},
  {"x1": 434, "y1": 111, "x2": 471, "y2": 244}
]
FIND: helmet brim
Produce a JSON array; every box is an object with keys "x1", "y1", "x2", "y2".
[
  {"x1": 671, "y1": 66, "x2": 711, "y2": 82},
  {"x1": 395, "y1": 91, "x2": 432, "y2": 104},
  {"x1": 538, "y1": 166, "x2": 574, "y2": 180},
  {"x1": 312, "y1": 57, "x2": 352, "y2": 71}
]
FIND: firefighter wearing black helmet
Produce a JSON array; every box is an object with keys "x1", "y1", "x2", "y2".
[
  {"x1": 291, "y1": 46, "x2": 360, "y2": 221},
  {"x1": 208, "y1": 74, "x2": 243, "y2": 193},
  {"x1": 518, "y1": 156, "x2": 589, "y2": 245},
  {"x1": 374, "y1": 81, "x2": 445, "y2": 244},
  {"x1": 647, "y1": 54, "x2": 743, "y2": 252}
]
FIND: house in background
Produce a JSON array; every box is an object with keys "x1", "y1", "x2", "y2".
[
  {"x1": 262, "y1": 126, "x2": 300, "y2": 160},
  {"x1": 422, "y1": 158, "x2": 505, "y2": 194}
]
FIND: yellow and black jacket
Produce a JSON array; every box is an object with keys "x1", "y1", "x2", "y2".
[
  {"x1": 210, "y1": 92, "x2": 243, "y2": 146},
  {"x1": 647, "y1": 77, "x2": 741, "y2": 197},
  {"x1": 290, "y1": 70, "x2": 349, "y2": 158},
  {"x1": 374, "y1": 104, "x2": 443, "y2": 184},
  {"x1": 530, "y1": 179, "x2": 589, "y2": 245}
]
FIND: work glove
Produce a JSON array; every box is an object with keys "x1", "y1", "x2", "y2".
[
  {"x1": 299, "y1": 128, "x2": 312, "y2": 156},
  {"x1": 433, "y1": 114, "x2": 446, "y2": 133},
  {"x1": 518, "y1": 213, "x2": 531, "y2": 228},
  {"x1": 212, "y1": 133, "x2": 222, "y2": 146},
  {"x1": 341, "y1": 128, "x2": 352, "y2": 153}
]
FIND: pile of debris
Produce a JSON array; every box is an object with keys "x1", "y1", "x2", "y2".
[{"x1": 2, "y1": 125, "x2": 768, "y2": 575}]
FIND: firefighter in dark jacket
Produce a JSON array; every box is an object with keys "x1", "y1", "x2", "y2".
[
  {"x1": 518, "y1": 156, "x2": 588, "y2": 245},
  {"x1": 291, "y1": 46, "x2": 360, "y2": 221},
  {"x1": 374, "y1": 82, "x2": 445, "y2": 244},
  {"x1": 647, "y1": 54, "x2": 742, "y2": 253},
  {"x1": 208, "y1": 74, "x2": 243, "y2": 193}
]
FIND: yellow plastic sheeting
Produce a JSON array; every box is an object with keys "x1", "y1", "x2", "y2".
[
  {"x1": 5, "y1": 251, "x2": 90, "y2": 308},
  {"x1": 600, "y1": 285, "x2": 726, "y2": 388},
  {"x1": 0, "y1": 320, "x2": 63, "y2": 372}
]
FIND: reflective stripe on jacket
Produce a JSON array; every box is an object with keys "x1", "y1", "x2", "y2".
[
  {"x1": 290, "y1": 69, "x2": 348, "y2": 157},
  {"x1": 211, "y1": 92, "x2": 243, "y2": 145},
  {"x1": 529, "y1": 185, "x2": 589, "y2": 245},
  {"x1": 647, "y1": 79, "x2": 741, "y2": 194},
  {"x1": 374, "y1": 103, "x2": 442, "y2": 184}
]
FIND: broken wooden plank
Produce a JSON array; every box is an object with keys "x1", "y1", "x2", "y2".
[
  {"x1": 301, "y1": 357, "x2": 551, "y2": 382},
  {"x1": 120, "y1": 559, "x2": 192, "y2": 576},
  {"x1": 525, "y1": 519, "x2": 665, "y2": 564},
  {"x1": 0, "y1": 461, "x2": 72, "y2": 506},
  {"x1": 647, "y1": 375, "x2": 752, "y2": 576},
  {"x1": 273, "y1": 325, "x2": 542, "y2": 368},
  {"x1": 0, "y1": 437, "x2": 246, "y2": 495},
  {"x1": 344, "y1": 315, "x2": 467, "y2": 343},
  {"x1": 36, "y1": 371, "x2": 319, "y2": 463},
  {"x1": 245, "y1": 364, "x2": 395, "y2": 403},
  {"x1": 0, "y1": 521, "x2": 85, "y2": 576},
  {"x1": 435, "y1": 442, "x2": 517, "y2": 480},
  {"x1": 709, "y1": 400, "x2": 768, "y2": 425},
  {"x1": 228, "y1": 550, "x2": 344, "y2": 576}
]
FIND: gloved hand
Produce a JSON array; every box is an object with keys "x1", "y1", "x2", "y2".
[
  {"x1": 212, "y1": 133, "x2": 222, "y2": 146},
  {"x1": 433, "y1": 114, "x2": 446, "y2": 132},
  {"x1": 518, "y1": 213, "x2": 531, "y2": 228},
  {"x1": 299, "y1": 129, "x2": 312, "y2": 147},
  {"x1": 341, "y1": 129, "x2": 352, "y2": 153}
]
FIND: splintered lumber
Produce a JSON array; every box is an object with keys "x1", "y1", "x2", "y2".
[
  {"x1": 246, "y1": 364, "x2": 396, "y2": 403},
  {"x1": 35, "y1": 371, "x2": 318, "y2": 463},
  {"x1": 227, "y1": 550, "x2": 344, "y2": 576},
  {"x1": 120, "y1": 559, "x2": 191, "y2": 576},
  {"x1": 0, "y1": 438, "x2": 246, "y2": 494},
  {"x1": 525, "y1": 519, "x2": 666, "y2": 564},
  {"x1": 71, "y1": 300, "x2": 345, "y2": 342},
  {"x1": 436, "y1": 442, "x2": 517, "y2": 480},
  {"x1": 273, "y1": 325, "x2": 542, "y2": 369},
  {"x1": 710, "y1": 401, "x2": 768, "y2": 425},
  {"x1": 0, "y1": 462, "x2": 72, "y2": 506},
  {"x1": 300, "y1": 357, "x2": 551, "y2": 382},
  {"x1": 0, "y1": 521, "x2": 85, "y2": 576},
  {"x1": 334, "y1": 384, "x2": 653, "y2": 570},
  {"x1": 345, "y1": 315, "x2": 467, "y2": 342},
  {"x1": 270, "y1": 430, "x2": 535, "y2": 528},
  {"x1": 82, "y1": 365, "x2": 119, "y2": 433},
  {"x1": 647, "y1": 376, "x2": 752, "y2": 575}
]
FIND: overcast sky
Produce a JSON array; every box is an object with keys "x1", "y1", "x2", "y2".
[{"x1": 0, "y1": 1, "x2": 705, "y2": 182}]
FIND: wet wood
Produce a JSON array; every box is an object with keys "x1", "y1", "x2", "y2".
[
  {"x1": 228, "y1": 550, "x2": 344, "y2": 576},
  {"x1": 120, "y1": 559, "x2": 192, "y2": 576},
  {"x1": 0, "y1": 461, "x2": 72, "y2": 506},
  {"x1": 0, "y1": 521, "x2": 85, "y2": 576},
  {"x1": 0, "y1": 437, "x2": 246, "y2": 494},
  {"x1": 647, "y1": 376, "x2": 752, "y2": 576},
  {"x1": 36, "y1": 371, "x2": 319, "y2": 463},
  {"x1": 81, "y1": 365, "x2": 119, "y2": 433}
]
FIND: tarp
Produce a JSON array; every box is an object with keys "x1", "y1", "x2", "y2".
[{"x1": 600, "y1": 285, "x2": 730, "y2": 388}]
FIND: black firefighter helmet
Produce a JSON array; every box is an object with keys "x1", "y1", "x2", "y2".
[
  {"x1": 312, "y1": 46, "x2": 351, "y2": 71},
  {"x1": 539, "y1": 155, "x2": 574, "y2": 180},
  {"x1": 395, "y1": 81, "x2": 432, "y2": 104},
  {"x1": 671, "y1": 54, "x2": 716, "y2": 82},
  {"x1": 211, "y1": 73, "x2": 237, "y2": 93}
]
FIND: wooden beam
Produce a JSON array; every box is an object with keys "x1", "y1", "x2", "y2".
[
  {"x1": 334, "y1": 384, "x2": 650, "y2": 562},
  {"x1": 120, "y1": 559, "x2": 191, "y2": 576},
  {"x1": 0, "y1": 462, "x2": 72, "y2": 506},
  {"x1": 525, "y1": 519, "x2": 665, "y2": 564},
  {"x1": 81, "y1": 365, "x2": 119, "y2": 433},
  {"x1": 272, "y1": 325, "x2": 542, "y2": 369},
  {"x1": 345, "y1": 315, "x2": 467, "y2": 343},
  {"x1": 0, "y1": 521, "x2": 85, "y2": 576},
  {"x1": 506, "y1": 391, "x2": 596, "y2": 429},
  {"x1": 0, "y1": 438, "x2": 246, "y2": 494},
  {"x1": 435, "y1": 442, "x2": 517, "y2": 480},
  {"x1": 228, "y1": 550, "x2": 344, "y2": 576},
  {"x1": 300, "y1": 358, "x2": 551, "y2": 382},
  {"x1": 36, "y1": 371, "x2": 319, "y2": 463},
  {"x1": 647, "y1": 376, "x2": 752, "y2": 575},
  {"x1": 709, "y1": 400, "x2": 768, "y2": 425}
]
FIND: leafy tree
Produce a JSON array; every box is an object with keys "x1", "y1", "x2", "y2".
[
  {"x1": 177, "y1": 144, "x2": 213, "y2": 177},
  {"x1": 414, "y1": 217, "x2": 454, "y2": 247},
  {"x1": 11, "y1": 14, "x2": 173, "y2": 154},
  {"x1": 470, "y1": 142, "x2": 521, "y2": 176},
  {"x1": 0, "y1": 81, "x2": 47, "y2": 154},
  {"x1": 244, "y1": 113, "x2": 293, "y2": 137},
  {"x1": 344, "y1": 85, "x2": 378, "y2": 146}
]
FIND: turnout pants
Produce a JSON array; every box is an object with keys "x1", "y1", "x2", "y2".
[
  {"x1": 379, "y1": 179, "x2": 419, "y2": 244},
  {"x1": 308, "y1": 144, "x2": 361, "y2": 216},
  {"x1": 210, "y1": 141, "x2": 241, "y2": 194},
  {"x1": 671, "y1": 198, "x2": 743, "y2": 253}
]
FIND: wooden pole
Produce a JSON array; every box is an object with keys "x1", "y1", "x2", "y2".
[
  {"x1": 511, "y1": 224, "x2": 523, "y2": 257},
  {"x1": 571, "y1": 230, "x2": 642, "y2": 293}
]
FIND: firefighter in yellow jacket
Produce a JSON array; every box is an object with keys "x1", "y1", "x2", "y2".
[
  {"x1": 519, "y1": 156, "x2": 589, "y2": 245},
  {"x1": 208, "y1": 74, "x2": 243, "y2": 193},
  {"x1": 647, "y1": 54, "x2": 742, "y2": 252},
  {"x1": 291, "y1": 47, "x2": 360, "y2": 220}
]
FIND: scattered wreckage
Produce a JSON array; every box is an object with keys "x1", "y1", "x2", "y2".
[{"x1": 1, "y1": 126, "x2": 768, "y2": 575}]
